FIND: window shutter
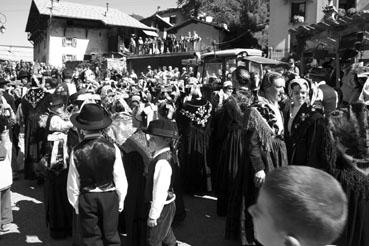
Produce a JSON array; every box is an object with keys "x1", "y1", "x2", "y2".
[
  {"x1": 62, "y1": 38, "x2": 66, "y2": 47},
  {"x1": 72, "y1": 38, "x2": 77, "y2": 48},
  {"x1": 62, "y1": 55, "x2": 66, "y2": 63}
]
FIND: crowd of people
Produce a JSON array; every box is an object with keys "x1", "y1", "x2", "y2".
[
  {"x1": 128, "y1": 31, "x2": 202, "y2": 55},
  {"x1": 0, "y1": 52, "x2": 367, "y2": 246}
]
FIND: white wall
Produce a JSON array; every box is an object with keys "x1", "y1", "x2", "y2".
[
  {"x1": 45, "y1": 20, "x2": 109, "y2": 67},
  {"x1": 269, "y1": 0, "x2": 329, "y2": 58}
]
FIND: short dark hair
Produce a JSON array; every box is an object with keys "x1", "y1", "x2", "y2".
[
  {"x1": 260, "y1": 72, "x2": 284, "y2": 93},
  {"x1": 263, "y1": 166, "x2": 347, "y2": 245}
]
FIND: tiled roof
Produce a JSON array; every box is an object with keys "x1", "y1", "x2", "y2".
[{"x1": 31, "y1": 0, "x2": 155, "y2": 30}]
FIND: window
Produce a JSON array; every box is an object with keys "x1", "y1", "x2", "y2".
[
  {"x1": 291, "y1": 1, "x2": 306, "y2": 24},
  {"x1": 62, "y1": 54, "x2": 77, "y2": 63},
  {"x1": 169, "y1": 15, "x2": 177, "y2": 25},
  {"x1": 339, "y1": 0, "x2": 356, "y2": 10},
  {"x1": 62, "y1": 37, "x2": 77, "y2": 47}
]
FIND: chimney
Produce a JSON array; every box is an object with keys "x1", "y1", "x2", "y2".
[
  {"x1": 157, "y1": 6, "x2": 161, "y2": 13},
  {"x1": 104, "y1": 3, "x2": 109, "y2": 16}
]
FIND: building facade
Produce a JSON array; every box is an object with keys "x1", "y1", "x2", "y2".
[
  {"x1": 26, "y1": 0, "x2": 155, "y2": 68},
  {"x1": 167, "y1": 19, "x2": 228, "y2": 52},
  {"x1": 269, "y1": 0, "x2": 367, "y2": 59}
]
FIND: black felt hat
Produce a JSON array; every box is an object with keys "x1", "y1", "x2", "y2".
[
  {"x1": 144, "y1": 119, "x2": 179, "y2": 139},
  {"x1": 0, "y1": 77, "x2": 9, "y2": 87},
  {"x1": 71, "y1": 103, "x2": 112, "y2": 130}
]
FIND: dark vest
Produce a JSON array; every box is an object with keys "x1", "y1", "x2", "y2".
[
  {"x1": 73, "y1": 136, "x2": 116, "y2": 193},
  {"x1": 144, "y1": 150, "x2": 176, "y2": 203}
]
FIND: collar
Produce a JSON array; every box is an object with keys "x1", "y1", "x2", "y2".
[
  {"x1": 152, "y1": 147, "x2": 170, "y2": 159},
  {"x1": 317, "y1": 80, "x2": 326, "y2": 86},
  {"x1": 83, "y1": 133, "x2": 103, "y2": 140},
  {"x1": 259, "y1": 96, "x2": 279, "y2": 108}
]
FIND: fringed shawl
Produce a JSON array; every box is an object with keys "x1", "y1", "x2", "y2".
[{"x1": 246, "y1": 107, "x2": 276, "y2": 152}]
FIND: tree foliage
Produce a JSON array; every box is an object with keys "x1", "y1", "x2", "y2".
[{"x1": 177, "y1": 0, "x2": 270, "y2": 48}]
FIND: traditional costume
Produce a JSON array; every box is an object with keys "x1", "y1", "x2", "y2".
[
  {"x1": 39, "y1": 96, "x2": 73, "y2": 238},
  {"x1": 144, "y1": 120, "x2": 179, "y2": 246},
  {"x1": 328, "y1": 104, "x2": 369, "y2": 246},
  {"x1": 176, "y1": 95, "x2": 212, "y2": 194},
  {"x1": 18, "y1": 87, "x2": 51, "y2": 179},
  {"x1": 67, "y1": 103, "x2": 128, "y2": 246},
  {"x1": 284, "y1": 78, "x2": 334, "y2": 169},
  {"x1": 226, "y1": 72, "x2": 287, "y2": 245}
]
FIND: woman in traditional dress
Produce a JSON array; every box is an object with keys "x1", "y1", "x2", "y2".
[
  {"x1": 328, "y1": 103, "x2": 369, "y2": 246},
  {"x1": 17, "y1": 78, "x2": 51, "y2": 180},
  {"x1": 284, "y1": 78, "x2": 333, "y2": 169},
  {"x1": 226, "y1": 72, "x2": 288, "y2": 246},
  {"x1": 39, "y1": 96, "x2": 73, "y2": 239},
  {"x1": 176, "y1": 84, "x2": 212, "y2": 195},
  {"x1": 212, "y1": 67, "x2": 256, "y2": 217}
]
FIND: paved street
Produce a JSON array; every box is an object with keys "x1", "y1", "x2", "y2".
[{"x1": 0, "y1": 176, "x2": 239, "y2": 246}]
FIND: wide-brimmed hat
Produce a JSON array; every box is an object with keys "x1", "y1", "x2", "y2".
[
  {"x1": 71, "y1": 103, "x2": 112, "y2": 130},
  {"x1": 0, "y1": 77, "x2": 9, "y2": 87},
  {"x1": 144, "y1": 119, "x2": 179, "y2": 139}
]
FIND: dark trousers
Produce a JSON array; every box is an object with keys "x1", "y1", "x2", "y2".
[
  {"x1": 147, "y1": 202, "x2": 176, "y2": 246},
  {"x1": 79, "y1": 191, "x2": 120, "y2": 246},
  {"x1": 0, "y1": 187, "x2": 13, "y2": 226}
]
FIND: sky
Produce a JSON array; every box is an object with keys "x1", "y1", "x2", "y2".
[{"x1": 0, "y1": 0, "x2": 178, "y2": 47}]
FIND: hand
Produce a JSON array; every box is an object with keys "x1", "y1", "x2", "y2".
[
  {"x1": 254, "y1": 170, "x2": 266, "y2": 188},
  {"x1": 147, "y1": 218, "x2": 157, "y2": 228},
  {"x1": 119, "y1": 202, "x2": 123, "y2": 213}
]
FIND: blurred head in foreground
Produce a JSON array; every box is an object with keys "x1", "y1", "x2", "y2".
[{"x1": 248, "y1": 166, "x2": 347, "y2": 246}]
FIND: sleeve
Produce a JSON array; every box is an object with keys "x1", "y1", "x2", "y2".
[
  {"x1": 306, "y1": 117, "x2": 332, "y2": 170},
  {"x1": 113, "y1": 144, "x2": 128, "y2": 210},
  {"x1": 49, "y1": 115, "x2": 73, "y2": 132},
  {"x1": 248, "y1": 129, "x2": 265, "y2": 173},
  {"x1": 67, "y1": 150, "x2": 80, "y2": 214},
  {"x1": 149, "y1": 159, "x2": 172, "y2": 220}
]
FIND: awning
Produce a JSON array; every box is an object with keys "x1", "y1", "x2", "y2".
[{"x1": 143, "y1": 30, "x2": 158, "y2": 37}]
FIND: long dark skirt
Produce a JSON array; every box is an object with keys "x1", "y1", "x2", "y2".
[
  {"x1": 214, "y1": 128, "x2": 246, "y2": 217},
  {"x1": 44, "y1": 168, "x2": 73, "y2": 239},
  {"x1": 180, "y1": 126, "x2": 211, "y2": 195},
  {"x1": 226, "y1": 137, "x2": 287, "y2": 243}
]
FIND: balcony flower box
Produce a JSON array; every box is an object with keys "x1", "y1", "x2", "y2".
[{"x1": 292, "y1": 15, "x2": 305, "y2": 24}]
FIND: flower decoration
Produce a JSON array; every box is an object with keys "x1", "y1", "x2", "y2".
[
  {"x1": 293, "y1": 15, "x2": 305, "y2": 24},
  {"x1": 180, "y1": 102, "x2": 212, "y2": 127}
]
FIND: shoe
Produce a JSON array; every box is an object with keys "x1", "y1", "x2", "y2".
[{"x1": 0, "y1": 224, "x2": 10, "y2": 233}]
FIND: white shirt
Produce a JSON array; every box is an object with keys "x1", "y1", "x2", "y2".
[
  {"x1": 149, "y1": 147, "x2": 176, "y2": 220},
  {"x1": 67, "y1": 139, "x2": 128, "y2": 214}
]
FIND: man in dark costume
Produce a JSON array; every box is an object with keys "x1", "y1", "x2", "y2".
[{"x1": 67, "y1": 103, "x2": 128, "y2": 246}]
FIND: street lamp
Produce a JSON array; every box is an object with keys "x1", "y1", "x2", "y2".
[
  {"x1": 0, "y1": 12, "x2": 7, "y2": 34},
  {"x1": 0, "y1": 25, "x2": 5, "y2": 34}
]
